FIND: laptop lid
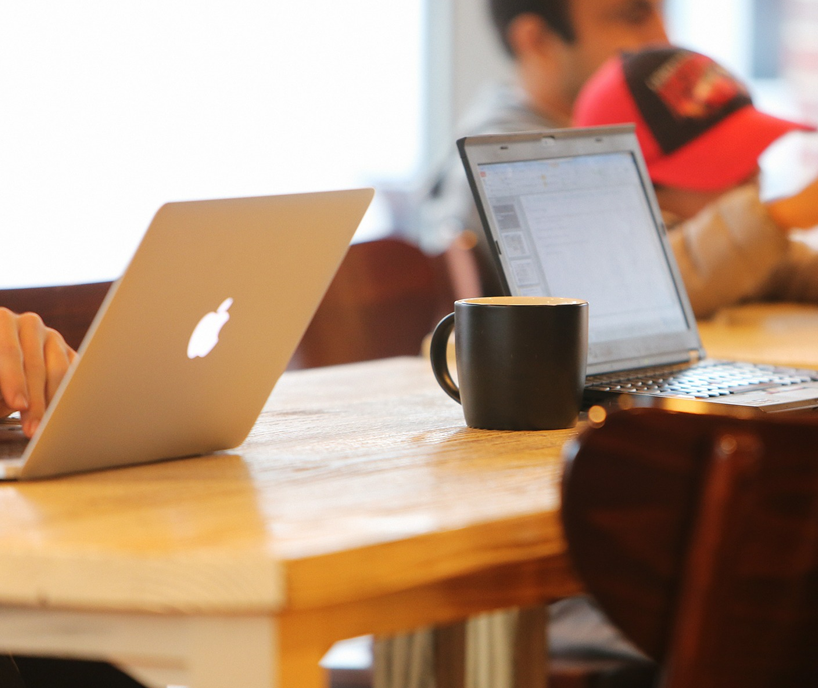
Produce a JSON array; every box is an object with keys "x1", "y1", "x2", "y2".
[
  {"x1": 458, "y1": 125, "x2": 704, "y2": 377},
  {"x1": 13, "y1": 188, "x2": 374, "y2": 480}
]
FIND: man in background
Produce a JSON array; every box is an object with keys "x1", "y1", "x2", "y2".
[{"x1": 418, "y1": 0, "x2": 667, "y2": 295}]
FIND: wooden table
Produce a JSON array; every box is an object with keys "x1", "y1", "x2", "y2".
[
  {"x1": 698, "y1": 302, "x2": 818, "y2": 369},
  {"x1": 0, "y1": 356, "x2": 582, "y2": 688},
  {"x1": 4, "y1": 302, "x2": 817, "y2": 688}
]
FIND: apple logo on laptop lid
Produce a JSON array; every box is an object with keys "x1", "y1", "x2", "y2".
[{"x1": 187, "y1": 297, "x2": 233, "y2": 359}]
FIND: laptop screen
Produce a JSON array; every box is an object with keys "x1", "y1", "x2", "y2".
[{"x1": 459, "y1": 126, "x2": 702, "y2": 375}]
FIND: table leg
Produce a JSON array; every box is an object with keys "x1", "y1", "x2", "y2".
[{"x1": 277, "y1": 627, "x2": 329, "y2": 688}]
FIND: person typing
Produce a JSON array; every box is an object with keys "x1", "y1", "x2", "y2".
[{"x1": 0, "y1": 308, "x2": 75, "y2": 438}]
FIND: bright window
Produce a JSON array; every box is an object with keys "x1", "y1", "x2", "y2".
[
  {"x1": 665, "y1": 0, "x2": 815, "y2": 197},
  {"x1": 1, "y1": 1, "x2": 423, "y2": 287}
]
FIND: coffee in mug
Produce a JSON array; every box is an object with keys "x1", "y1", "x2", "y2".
[{"x1": 430, "y1": 296, "x2": 588, "y2": 430}]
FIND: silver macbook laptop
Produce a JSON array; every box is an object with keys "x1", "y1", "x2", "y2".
[
  {"x1": 458, "y1": 126, "x2": 818, "y2": 414},
  {"x1": 0, "y1": 188, "x2": 374, "y2": 479}
]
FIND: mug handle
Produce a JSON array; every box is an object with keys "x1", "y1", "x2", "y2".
[{"x1": 429, "y1": 312, "x2": 461, "y2": 404}]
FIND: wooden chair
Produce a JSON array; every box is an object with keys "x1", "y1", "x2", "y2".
[
  {"x1": 562, "y1": 406, "x2": 818, "y2": 688},
  {"x1": 0, "y1": 281, "x2": 113, "y2": 350},
  {"x1": 289, "y1": 237, "x2": 471, "y2": 369}
]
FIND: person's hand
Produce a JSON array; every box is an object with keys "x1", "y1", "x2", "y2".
[
  {"x1": 766, "y1": 175, "x2": 818, "y2": 232},
  {"x1": 0, "y1": 308, "x2": 76, "y2": 438}
]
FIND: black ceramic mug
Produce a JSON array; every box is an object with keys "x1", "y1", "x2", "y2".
[{"x1": 430, "y1": 296, "x2": 588, "y2": 430}]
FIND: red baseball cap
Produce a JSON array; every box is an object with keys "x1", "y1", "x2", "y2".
[{"x1": 573, "y1": 46, "x2": 815, "y2": 191}]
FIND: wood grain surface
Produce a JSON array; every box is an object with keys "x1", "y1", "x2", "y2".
[
  {"x1": 0, "y1": 357, "x2": 577, "y2": 620},
  {"x1": 2, "y1": 299, "x2": 815, "y2": 670},
  {"x1": 698, "y1": 302, "x2": 818, "y2": 369}
]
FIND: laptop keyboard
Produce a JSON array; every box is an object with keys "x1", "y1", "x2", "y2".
[{"x1": 586, "y1": 360, "x2": 818, "y2": 399}]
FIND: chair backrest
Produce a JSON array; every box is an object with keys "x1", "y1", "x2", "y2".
[
  {"x1": 562, "y1": 407, "x2": 818, "y2": 688},
  {"x1": 289, "y1": 237, "x2": 467, "y2": 369},
  {"x1": 0, "y1": 281, "x2": 113, "y2": 350}
]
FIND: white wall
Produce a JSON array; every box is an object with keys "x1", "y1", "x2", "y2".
[
  {"x1": 422, "y1": 0, "x2": 512, "y2": 174},
  {"x1": 666, "y1": 0, "x2": 815, "y2": 196},
  {"x1": 1, "y1": 1, "x2": 425, "y2": 287}
]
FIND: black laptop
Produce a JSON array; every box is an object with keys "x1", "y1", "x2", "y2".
[{"x1": 458, "y1": 125, "x2": 818, "y2": 413}]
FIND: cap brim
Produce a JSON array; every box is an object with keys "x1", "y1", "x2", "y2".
[{"x1": 648, "y1": 106, "x2": 815, "y2": 191}]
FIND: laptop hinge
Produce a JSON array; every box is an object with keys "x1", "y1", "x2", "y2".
[{"x1": 689, "y1": 349, "x2": 702, "y2": 363}]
